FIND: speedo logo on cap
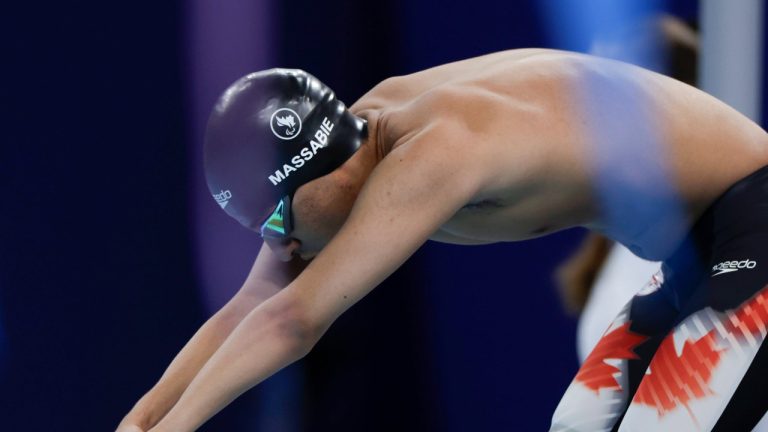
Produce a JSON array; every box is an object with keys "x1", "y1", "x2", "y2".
[
  {"x1": 213, "y1": 189, "x2": 232, "y2": 209},
  {"x1": 268, "y1": 117, "x2": 335, "y2": 186},
  {"x1": 712, "y1": 259, "x2": 757, "y2": 277}
]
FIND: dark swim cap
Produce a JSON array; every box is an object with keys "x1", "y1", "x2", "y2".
[{"x1": 204, "y1": 69, "x2": 367, "y2": 231}]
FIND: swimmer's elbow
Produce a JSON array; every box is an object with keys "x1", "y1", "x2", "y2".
[
  {"x1": 263, "y1": 297, "x2": 325, "y2": 358},
  {"x1": 278, "y1": 315, "x2": 322, "y2": 359}
]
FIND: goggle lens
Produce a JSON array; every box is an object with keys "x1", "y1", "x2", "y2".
[{"x1": 260, "y1": 195, "x2": 292, "y2": 239}]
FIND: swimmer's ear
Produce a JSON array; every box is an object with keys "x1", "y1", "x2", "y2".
[
  {"x1": 284, "y1": 121, "x2": 485, "y2": 326},
  {"x1": 235, "y1": 243, "x2": 311, "y2": 301}
]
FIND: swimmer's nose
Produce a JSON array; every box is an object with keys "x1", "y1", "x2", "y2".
[{"x1": 266, "y1": 238, "x2": 301, "y2": 262}]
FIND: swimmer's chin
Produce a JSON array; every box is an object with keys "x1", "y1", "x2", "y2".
[{"x1": 299, "y1": 252, "x2": 317, "y2": 261}]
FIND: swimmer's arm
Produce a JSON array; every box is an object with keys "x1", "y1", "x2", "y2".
[
  {"x1": 147, "y1": 123, "x2": 483, "y2": 432},
  {"x1": 117, "y1": 244, "x2": 306, "y2": 431},
  {"x1": 430, "y1": 228, "x2": 495, "y2": 245}
]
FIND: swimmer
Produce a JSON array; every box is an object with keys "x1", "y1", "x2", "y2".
[{"x1": 117, "y1": 49, "x2": 768, "y2": 431}]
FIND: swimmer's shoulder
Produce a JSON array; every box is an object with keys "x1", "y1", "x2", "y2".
[
  {"x1": 352, "y1": 48, "x2": 599, "y2": 117},
  {"x1": 353, "y1": 48, "x2": 661, "y2": 111},
  {"x1": 350, "y1": 49, "x2": 611, "y2": 157},
  {"x1": 349, "y1": 49, "x2": 549, "y2": 109}
]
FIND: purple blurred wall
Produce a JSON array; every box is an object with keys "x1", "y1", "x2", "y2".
[
  {"x1": 187, "y1": 0, "x2": 273, "y2": 312},
  {"x1": 186, "y1": 2, "x2": 304, "y2": 431}
]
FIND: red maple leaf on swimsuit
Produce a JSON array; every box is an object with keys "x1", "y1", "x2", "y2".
[
  {"x1": 576, "y1": 322, "x2": 648, "y2": 393},
  {"x1": 633, "y1": 330, "x2": 724, "y2": 417},
  {"x1": 633, "y1": 286, "x2": 768, "y2": 418},
  {"x1": 725, "y1": 287, "x2": 768, "y2": 336}
]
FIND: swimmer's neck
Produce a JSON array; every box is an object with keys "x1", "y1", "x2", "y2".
[
  {"x1": 332, "y1": 111, "x2": 383, "y2": 189},
  {"x1": 354, "y1": 109, "x2": 389, "y2": 162}
]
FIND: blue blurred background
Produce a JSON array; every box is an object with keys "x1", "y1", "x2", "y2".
[{"x1": 5, "y1": 0, "x2": 765, "y2": 431}]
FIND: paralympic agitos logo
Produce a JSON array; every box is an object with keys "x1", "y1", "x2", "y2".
[
  {"x1": 267, "y1": 116, "x2": 335, "y2": 186},
  {"x1": 270, "y1": 108, "x2": 302, "y2": 140}
]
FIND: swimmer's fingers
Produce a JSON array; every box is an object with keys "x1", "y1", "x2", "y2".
[
  {"x1": 116, "y1": 410, "x2": 156, "y2": 432},
  {"x1": 116, "y1": 401, "x2": 160, "y2": 432},
  {"x1": 115, "y1": 423, "x2": 145, "y2": 432}
]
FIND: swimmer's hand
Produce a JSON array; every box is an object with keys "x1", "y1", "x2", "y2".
[
  {"x1": 117, "y1": 245, "x2": 307, "y2": 432},
  {"x1": 115, "y1": 421, "x2": 145, "y2": 432},
  {"x1": 116, "y1": 406, "x2": 156, "y2": 432}
]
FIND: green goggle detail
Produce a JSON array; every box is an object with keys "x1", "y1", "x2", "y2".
[{"x1": 259, "y1": 195, "x2": 293, "y2": 239}]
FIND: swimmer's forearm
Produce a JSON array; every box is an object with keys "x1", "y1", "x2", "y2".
[
  {"x1": 147, "y1": 293, "x2": 317, "y2": 432},
  {"x1": 119, "y1": 288, "x2": 276, "y2": 429}
]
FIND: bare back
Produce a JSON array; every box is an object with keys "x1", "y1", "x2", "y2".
[{"x1": 350, "y1": 49, "x2": 768, "y2": 260}]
